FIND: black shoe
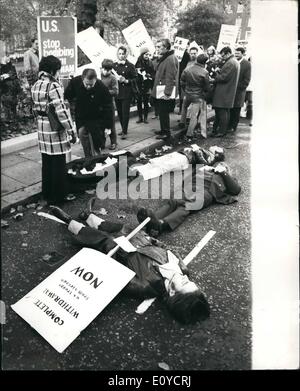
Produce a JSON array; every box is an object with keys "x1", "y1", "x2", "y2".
[
  {"x1": 215, "y1": 132, "x2": 227, "y2": 138},
  {"x1": 109, "y1": 143, "x2": 117, "y2": 150},
  {"x1": 154, "y1": 130, "x2": 164, "y2": 135},
  {"x1": 137, "y1": 208, "x2": 163, "y2": 232},
  {"x1": 136, "y1": 119, "x2": 143, "y2": 124},
  {"x1": 144, "y1": 119, "x2": 149, "y2": 124},
  {"x1": 118, "y1": 131, "x2": 124, "y2": 136},
  {"x1": 156, "y1": 134, "x2": 171, "y2": 140},
  {"x1": 50, "y1": 206, "x2": 72, "y2": 224},
  {"x1": 121, "y1": 133, "x2": 127, "y2": 140}
]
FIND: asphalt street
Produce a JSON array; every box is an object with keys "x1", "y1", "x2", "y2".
[{"x1": 1, "y1": 121, "x2": 251, "y2": 370}]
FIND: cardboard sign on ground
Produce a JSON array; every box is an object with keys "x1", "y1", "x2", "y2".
[{"x1": 12, "y1": 248, "x2": 135, "y2": 353}]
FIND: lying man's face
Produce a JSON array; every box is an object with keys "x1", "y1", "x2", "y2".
[{"x1": 168, "y1": 273, "x2": 199, "y2": 296}]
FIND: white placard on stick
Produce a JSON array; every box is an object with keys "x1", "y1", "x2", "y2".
[
  {"x1": 122, "y1": 19, "x2": 155, "y2": 59},
  {"x1": 216, "y1": 24, "x2": 239, "y2": 52},
  {"x1": 173, "y1": 36, "x2": 189, "y2": 62},
  {"x1": 76, "y1": 27, "x2": 111, "y2": 66},
  {"x1": 11, "y1": 248, "x2": 135, "y2": 353}
]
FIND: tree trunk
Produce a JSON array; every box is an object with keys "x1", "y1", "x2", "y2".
[{"x1": 76, "y1": 0, "x2": 98, "y2": 32}]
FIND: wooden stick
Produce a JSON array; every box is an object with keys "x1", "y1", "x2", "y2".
[{"x1": 107, "y1": 217, "x2": 150, "y2": 257}]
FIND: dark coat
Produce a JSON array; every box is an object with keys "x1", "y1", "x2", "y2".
[
  {"x1": 64, "y1": 76, "x2": 112, "y2": 129},
  {"x1": 113, "y1": 60, "x2": 137, "y2": 100},
  {"x1": 151, "y1": 50, "x2": 179, "y2": 99},
  {"x1": 233, "y1": 58, "x2": 251, "y2": 107},
  {"x1": 135, "y1": 55, "x2": 155, "y2": 94},
  {"x1": 180, "y1": 63, "x2": 210, "y2": 101},
  {"x1": 212, "y1": 55, "x2": 240, "y2": 109}
]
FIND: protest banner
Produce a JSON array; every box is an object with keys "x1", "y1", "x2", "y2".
[
  {"x1": 76, "y1": 27, "x2": 111, "y2": 67},
  {"x1": 188, "y1": 41, "x2": 204, "y2": 54},
  {"x1": 122, "y1": 19, "x2": 155, "y2": 59},
  {"x1": 37, "y1": 16, "x2": 77, "y2": 78},
  {"x1": 12, "y1": 247, "x2": 135, "y2": 353},
  {"x1": 216, "y1": 24, "x2": 239, "y2": 52},
  {"x1": 173, "y1": 36, "x2": 189, "y2": 62}
]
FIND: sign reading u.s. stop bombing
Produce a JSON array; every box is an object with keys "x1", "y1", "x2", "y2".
[{"x1": 37, "y1": 16, "x2": 77, "y2": 77}]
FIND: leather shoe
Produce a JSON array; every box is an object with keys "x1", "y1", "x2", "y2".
[
  {"x1": 156, "y1": 134, "x2": 171, "y2": 140},
  {"x1": 154, "y1": 130, "x2": 163, "y2": 135},
  {"x1": 50, "y1": 206, "x2": 72, "y2": 224}
]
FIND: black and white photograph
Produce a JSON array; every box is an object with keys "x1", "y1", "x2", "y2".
[{"x1": 0, "y1": 0, "x2": 298, "y2": 381}]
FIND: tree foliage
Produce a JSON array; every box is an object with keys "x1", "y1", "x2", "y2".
[{"x1": 175, "y1": 2, "x2": 228, "y2": 48}]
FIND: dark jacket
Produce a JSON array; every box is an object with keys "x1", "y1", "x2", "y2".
[
  {"x1": 71, "y1": 226, "x2": 187, "y2": 299},
  {"x1": 233, "y1": 58, "x2": 251, "y2": 107},
  {"x1": 135, "y1": 55, "x2": 155, "y2": 94},
  {"x1": 212, "y1": 54, "x2": 240, "y2": 108},
  {"x1": 113, "y1": 60, "x2": 137, "y2": 100},
  {"x1": 151, "y1": 50, "x2": 179, "y2": 99},
  {"x1": 180, "y1": 63, "x2": 210, "y2": 101},
  {"x1": 0, "y1": 62, "x2": 21, "y2": 101},
  {"x1": 64, "y1": 76, "x2": 112, "y2": 128}
]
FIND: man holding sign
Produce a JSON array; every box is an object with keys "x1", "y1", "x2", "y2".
[{"x1": 151, "y1": 39, "x2": 179, "y2": 141}]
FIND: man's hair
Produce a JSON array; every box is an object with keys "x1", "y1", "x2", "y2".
[
  {"x1": 82, "y1": 68, "x2": 97, "y2": 80},
  {"x1": 165, "y1": 290, "x2": 210, "y2": 324},
  {"x1": 31, "y1": 37, "x2": 38, "y2": 44},
  {"x1": 158, "y1": 39, "x2": 171, "y2": 51},
  {"x1": 220, "y1": 46, "x2": 232, "y2": 55},
  {"x1": 197, "y1": 53, "x2": 208, "y2": 65},
  {"x1": 102, "y1": 59, "x2": 114, "y2": 70},
  {"x1": 189, "y1": 47, "x2": 198, "y2": 52},
  {"x1": 39, "y1": 56, "x2": 61, "y2": 76},
  {"x1": 235, "y1": 46, "x2": 245, "y2": 55},
  {"x1": 118, "y1": 45, "x2": 127, "y2": 55}
]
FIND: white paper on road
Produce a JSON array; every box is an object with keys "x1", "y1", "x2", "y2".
[
  {"x1": 122, "y1": 19, "x2": 155, "y2": 59},
  {"x1": 109, "y1": 149, "x2": 128, "y2": 156},
  {"x1": 11, "y1": 248, "x2": 135, "y2": 353},
  {"x1": 114, "y1": 236, "x2": 137, "y2": 253},
  {"x1": 216, "y1": 24, "x2": 239, "y2": 52},
  {"x1": 76, "y1": 27, "x2": 111, "y2": 66},
  {"x1": 80, "y1": 157, "x2": 118, "y2": 175},
  {"x1": 135, "y1": 231, "x2": 216, "y2": 314}
]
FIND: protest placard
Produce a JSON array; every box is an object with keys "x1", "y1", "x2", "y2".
[
  {"x1": 122, "y1": 19, "x2": 155, "y2": 59},
  {"x1": 37, "y1": 16, "x2": 77, "y2": 77},
  {"x1": 173, "y1": 36, "x2": 189, "y2": 62},
  {"x1": 216, "y1": 24, "x2": 239, "y2": 52},
  {"x1": 11, "y1": 248, "x2": 135, "y2": 353},
  {"x1": 76, "y1": 27, "x2": 111, "y2": 67}
]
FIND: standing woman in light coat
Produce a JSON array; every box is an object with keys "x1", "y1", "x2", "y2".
[{"x1": 31, "y1": 55, "x2": 76, "y2": 205}]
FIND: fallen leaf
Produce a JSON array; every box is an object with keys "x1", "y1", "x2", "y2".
[
  {"x1": 162, "y1": 145, "x2": 172, "y2": 151},
  {"x1": 21, "y1": 243, "x2": 28, "y2": 248},
  {"x1": 1, "y1": 220, "x2": 9, "y2": 228},
  {"x1": 139, "y1": 152, "x2": 146, "y2": 159},
  {"x1": 36, "y1": 206, "x2": 43, "y2": 211},
  {"x1": 42, "y1": 254, "x2": 52, "y2": 261},
  {"x1": 158, "y1": 362, "x2": 170, "y2": 370},
  {"x1": 18, "y1": 152, "x2": 25, "y2": 156},
  {"x1": 10, "y1": 208, "x2": 16, "y2": 214},
  {"x1": 17, "y1": 205, "x2": 24, "y2": 212},
  {"x1": 85, "y1": 189, "x2": 96, "y2": 195},
  {"x1": 97, "y1": 208, "x2": 108, "y2": 215},
  {"x1": 117, "y1": 214, "x2": 126, "y2": 219},
  {"x1": 13, "y1": 213, "x2": 23, "y2": 221},
  {"x1": 20, "y1": 231, "x2": 28, "y2": 235}
]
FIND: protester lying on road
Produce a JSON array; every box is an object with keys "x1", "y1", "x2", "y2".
[
  {"x1": 50, "y1": 206, "x2": 210, "y2": 324},
  {"x1": 137, "y1": 162, "x2": 241, "y2": 234},
  {"x1": 130, "y1": 145, "x2": 225, "y2": 181}
]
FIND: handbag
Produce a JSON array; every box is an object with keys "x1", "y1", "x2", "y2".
[{"x1": 45, "y1": 82, "x2": 64, "y2": 132}]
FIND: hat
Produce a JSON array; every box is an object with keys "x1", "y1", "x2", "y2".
[{"x1": 140, "y1": 47, "x2": 150, "y2": 55}]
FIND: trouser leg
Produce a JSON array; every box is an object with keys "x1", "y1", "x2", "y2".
[
  {"x1": 122, "y1": 99, "x2": 131, "y2": 134},
  {"x1": 158, "y1": 99, "x2": 171, "y2": 135},
  {"x1": 217, "y1": 108, "x2": 230, "y2": 134},
  {"x1": 88, "y1": 120, "x2": 105, "y2": 152},
  {"x1": 115, "y1": 99, "x2": 123, "y2": 132},
  {"x1": 42, "y1": 153, "x2": 67, "y2": 203},
  {"x1": 213, "y1": 108, "x2": 219, "y2": 132},
  {"x1": 78, "y1": 125, "x2": 92, "y2": 158},
  {"x1": 199, "y1": 99, "x2": 207, "y2": 138},
  {"x1": 143, "y1": 94, "x2": 149, "y2": 120},
  {"x1": 137, "y1": 95, "x2": 143, "y2": 120},
  {"x1": 162, "y1": 204, "x2": 191, "y2": 230},
  {"x1": 229, "y1": 107, "x2": 241, "y2": 131},
  {"x1": 155, "y1": 199, "x2": 185, "y2": 220},
  {"x1": 186, "y1": 100, "x2": 201, "y2": 137},
  {"x1": 180, "y1": 96, "x2": 189, "y2": 125}
]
